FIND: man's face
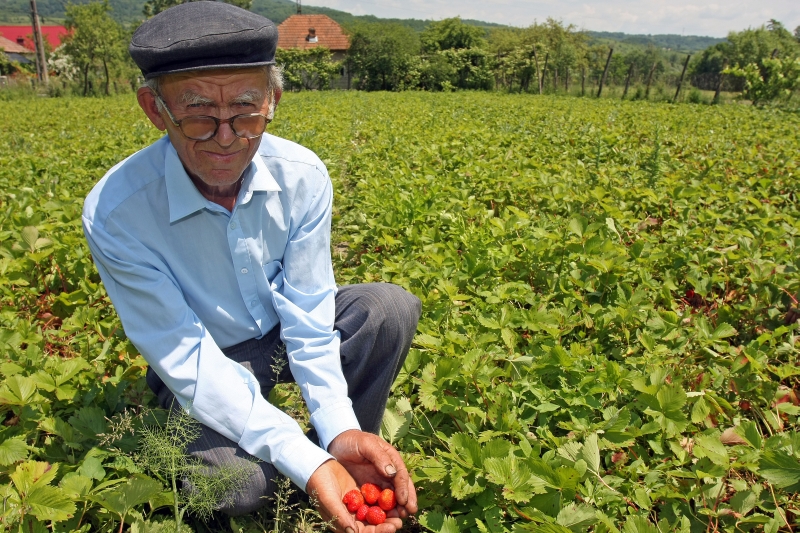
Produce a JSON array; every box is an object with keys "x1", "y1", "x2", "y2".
[{"x1": 141, "y1": 68, "x2": 271, "y2": 192}]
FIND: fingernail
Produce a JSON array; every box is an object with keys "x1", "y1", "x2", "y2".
[
  {"x1": 346, "y1": 528, "x2": 355, "y2": 533},
  {"x1": 385, "y1": 464, "x2": 397, "y2": 476}
]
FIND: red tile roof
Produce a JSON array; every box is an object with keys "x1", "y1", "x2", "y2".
[
  {"x1": 277, "y1": 14, "x2": 349, "y2": 52},
  {"x1": 0, "y1": 26, "x2": 69, "y2": 49},
  {"x1": 0, "y1": 35, "x2": 34, "y2": 54}
]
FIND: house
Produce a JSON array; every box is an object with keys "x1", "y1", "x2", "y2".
[
  {"x1": 0, "y1": 35, "x2": 34, "y2": 65},
  {"x1": 277, "y1": 14, "x2": 350, "y2": 88},
  {"x1": 0, "y1": 26, "x2": 69, "y2": 51}
]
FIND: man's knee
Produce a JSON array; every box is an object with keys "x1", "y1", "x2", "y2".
[
  {"x1": 206, "y1": 460, "x2": 277, "y2": 517},
  {"x1": 337, "y1": 283, "x2": 421, "y2": 341}
]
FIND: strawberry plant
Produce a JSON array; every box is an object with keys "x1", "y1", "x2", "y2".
[{"x1": 0, "y1": 92, "x2": 798, "y2": 532}]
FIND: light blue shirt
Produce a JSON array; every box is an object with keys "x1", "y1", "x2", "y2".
[{"x1": 82, "y1": 135, "x2": 361, "y2": 490}]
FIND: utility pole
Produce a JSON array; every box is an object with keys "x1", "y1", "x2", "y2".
[{"x1": 30, "y1": 0, "x2": 49, "y2": 85}]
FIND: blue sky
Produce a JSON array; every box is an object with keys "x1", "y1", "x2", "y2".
[{"x1": 304, "y1": 0, "x2": 799, "y2": 37}]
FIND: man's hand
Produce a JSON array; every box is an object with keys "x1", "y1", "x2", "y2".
[
  {"x1": 328, "y1": 430, "x2": 418, "y2": 519},
  {"x1": 306, "y1": 459, "x2": 403, "y2": 533}
]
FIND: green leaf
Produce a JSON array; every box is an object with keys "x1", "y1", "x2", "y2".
[
  {"x1": 449, "y1": 464, "x2": 484, "y2": 500},
  {"x1": 21, "y1": 226, "x2": 39, "y2": 251},
  {"x1": 59, "y1": 473, "x2": 93, "y2": 498},
  {"x1": 481, "y1": 439, "x2": 512, "y2": 461},
  {"x1": 759, "y1": 449, "x2": 800, "y2": 489},
  {"x1": 556, "y1": 503, "x2": 598, "y2": 532},
  {"x1": 693, "y1": 432, "x2": 729, "y2": 467},
  {"x1": 419, "y1": 511, "x2": 460, "y2": 533},
  {"x1": 484, "y1": 456, "x2": 543, "y2": 502},
  {"x1": 524, "y1": 524, "x2": 573, "y2": 533},
  {"x1": 90, "y1": 475, "x2": 163, "y2": 517},
  {"x1": 78, "y1": 456, "x2": 106, "y2": 481},
  {"x1": 0, "y1": 375, "x2": 38, "y2": 406},
  {"x1": 0, "y1": 436, "x2": 29, "y2": 465},
  {"x1": 148, "y1": 490, "x2": 175, "y2": 513},
  {"x1": 568, "y1": 217, "x2": 586, "y2": 238},
  {"x1": 11, "y1": 461, "x2": 58, "y2": 495},
  {"x1": 711, "y1": 323, "x2": 737, "y2": 340},
  {"x1": 578, "y1": 433, "x2": 600, "y2": 475},
  {"x1": 449, "y1": 433, "x2": 482, "y2": 468},
  {"x1": 27, "y1": 485, "x2": 76, "y2": 522},
  {"x1": 622, "y1": 515, "x2": 658, "y2": 533},
  {"x1": 691, "y1": 397, "x2": 710, "y2": 424},
  {"x1": 734, "y1": 421, "x2": 762, "y2": 449}
]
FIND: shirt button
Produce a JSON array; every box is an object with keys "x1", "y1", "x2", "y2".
[
  {"x1": 241, "y1": 268, "x2": 248, "y2": 274},
  {"x1": 230, "y1": 221, "x2": 237, "y2": 229},
  {"x1": 250, "y1": 300, "x2": 258, "y2": 307}
]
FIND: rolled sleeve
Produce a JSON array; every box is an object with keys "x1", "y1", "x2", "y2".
[{"x1": 272, "y1": 171, "x2": 360, "y2": 450}]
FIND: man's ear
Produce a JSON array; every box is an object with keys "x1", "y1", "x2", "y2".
[
  {"x1": 137, "y1": 87, "x2": 167, "y2": 131},
  {"x1": 274, "y1": 88, "x2": 282, "y2": 107}
]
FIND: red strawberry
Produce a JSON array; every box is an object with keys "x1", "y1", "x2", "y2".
[
  {"x1": 342, "y1": 489, "x2": 364, "y2": 513},
  {"x1": 356, "y1": 504, "x2": 369, "y2": 522},
  {"x1": 377, "y1": 488, "x2": 396, "y2": 511},
  {"x1": 365, "y1": 505, "x2": 386, "y2": 525},
  {"x1": 360, "y1": 483, "x2": 380, "y2": 505}
]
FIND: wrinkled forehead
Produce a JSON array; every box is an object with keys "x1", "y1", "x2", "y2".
[{"x1": 158, "y1": 67, "x2": 269, "y2": 102}]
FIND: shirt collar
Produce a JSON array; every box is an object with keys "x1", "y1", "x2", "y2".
[{"x1": 165, "y1": 141, "x2": 281, "y2": 223}]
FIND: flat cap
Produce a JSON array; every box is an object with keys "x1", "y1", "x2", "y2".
[{"x1": 130, "y1": 1, "x2": 278, "y2": 80}]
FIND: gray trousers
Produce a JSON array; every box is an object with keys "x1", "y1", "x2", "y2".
[{"x1": 145, "y1": 283, "x2": 421, "y2": 515}]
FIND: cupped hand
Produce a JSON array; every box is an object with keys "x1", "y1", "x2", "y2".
[
  {"x1": 327, "y1": 430, "x2": 418, "y2": 519},
  {"x1": 306, "y1": 459, "x2": 403, "y2": 533}
]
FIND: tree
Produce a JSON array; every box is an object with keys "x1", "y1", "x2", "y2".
[
  {"x1": 276, "y1": 47, "x2": 341, "y2": 91},
  {"x1": 143, "y1": 0, "x2": 252, "y2": 18},
  {"x1": 63, "y1": 1, "x2": 126, "y2": 95},
  {"x1": 0, "y1": 52, "x2": 23, "y2": 76},
  {"x1": 421, "y1": 17, "x2": 486, "y2": 53},
  {"x1": 691, "y1": 21, "x2": 800, "y2": 90},
  {"x1": 345, "y1": 22, "x2": 420, "y2": 91},
  {"x1": 725, "y1": 57, "x2": 800, "y2": 104}
]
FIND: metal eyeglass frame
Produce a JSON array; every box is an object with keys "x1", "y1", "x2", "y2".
[{"x1": 154, "y1": 93, "x2": 271, "y2": 141}]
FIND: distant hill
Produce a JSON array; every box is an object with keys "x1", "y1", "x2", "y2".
[
  {"x1": 0, "y1": 0, "x2": 144, "y2": 24},
  {"x1": 0, "y1": 0, "x2": 724, "y2": 54},
  {"x1": 587, "y1": 31, "x2": 725, "y2": 53},
  {"x1": 251, "y1": 0, "x2": 506, "y2": 31}
]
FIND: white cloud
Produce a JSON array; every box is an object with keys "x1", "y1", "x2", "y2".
[{"x1": 307, "y1": 0, "x2": 800, "y2": 37}]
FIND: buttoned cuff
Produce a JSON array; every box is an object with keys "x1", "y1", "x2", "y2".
[
  {"x1": 271, "y1": 434, "x2": 335, "y2": 491},
  {"x1": 309, "y1": 400, "x2": 361, "y2": 451}
]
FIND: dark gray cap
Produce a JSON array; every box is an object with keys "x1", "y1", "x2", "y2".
[{"x1": 130, "y1": 1, "x2": 278, "y2": 80}]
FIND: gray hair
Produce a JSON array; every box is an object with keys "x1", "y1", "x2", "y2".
[{"x1": 144, "y1": 64, "x2": 284, "y2": 119}]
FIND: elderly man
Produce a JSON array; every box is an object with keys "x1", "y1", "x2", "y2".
[{"x1": 81, "y1": 2, "x2": 420, "y2": 531}]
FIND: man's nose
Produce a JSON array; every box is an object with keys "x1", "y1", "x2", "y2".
[{"x1": 215, "y1": 120, "x2": 238, "y2": 147}]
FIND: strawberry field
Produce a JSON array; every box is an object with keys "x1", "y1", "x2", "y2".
[{"x1": 0, "y1": 92, "x2": 799, "y2": 533}]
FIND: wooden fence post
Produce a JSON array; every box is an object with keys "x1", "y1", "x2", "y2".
[
  {"x1": 597, "y1": 47, "x2": 613, "y2": 98},
  {"x1": 532, "y1": 45, "x2": 542, "y2": 95},
  {"x1": 565, "y1": 67, "x2": 570, "y2": 92},
  {"x1": 581, "y1": 67, "x2": 586, "y2": 96},
  {"x1": 673, "y1": 53, "x2": 691, "y2": 103},
  {"x1": 713, "y1": 60, "x2": 728, "y2": 104},
  {"x1": 622, "y1": 62, "x2": 634, "y2": 99},
  {"x1": 645, "y1": 62, "x2": 657, "y2": 99},
  {"x1": 542, "y1": 53, "x2": 549, "y2": 93}
]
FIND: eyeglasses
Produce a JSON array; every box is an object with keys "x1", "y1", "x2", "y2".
[{"x1": 155, "y1": 94, "x2": 271, "y2": 141}]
